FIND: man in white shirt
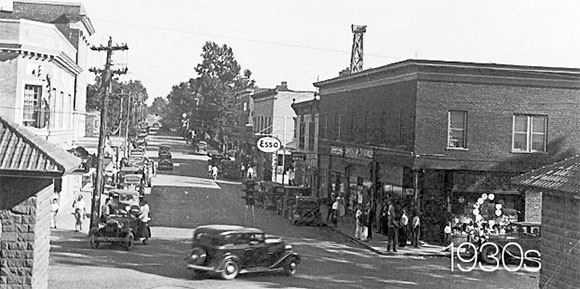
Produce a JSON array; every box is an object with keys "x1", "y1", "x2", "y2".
[{"x1": 139, "y1": 199, "x2": 151, "y2": 241}]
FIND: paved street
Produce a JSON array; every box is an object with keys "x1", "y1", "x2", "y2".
[{"x1": 48, "y1": 134, "x2": 539, "y2": 289}]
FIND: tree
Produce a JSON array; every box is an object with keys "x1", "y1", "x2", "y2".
[
  {"x1": 164, "y1": 41, "x2": 254, "y2": 141},
  {"x1": 149, "y1": 97, "x2": 167, "y2": 116},
  {"x1": 86, "y1": 76, "x2": 149, "y2": 135}
]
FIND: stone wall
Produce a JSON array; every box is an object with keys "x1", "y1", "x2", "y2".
[
  {"x1": 524, "y1": 190, "x2": 542, "y2": 222},
  {"x1": 0, "y1": 177, "x2": 53, "y2": 289}
]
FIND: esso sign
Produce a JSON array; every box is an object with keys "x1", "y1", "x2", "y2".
[{"x1": 256, "y1": 137, "x2": 281, "y2": 153}]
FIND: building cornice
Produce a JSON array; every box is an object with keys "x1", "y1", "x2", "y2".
[
  {"x1": 0, "y1": 43, "x2": 82, "y2": 75},
  {"x1": 315, "y1": 59, "x2": 580, "y2": 94}
]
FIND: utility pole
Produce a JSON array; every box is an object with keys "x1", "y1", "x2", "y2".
[{"x1": 89, "y1": 37, "x2": 128, "y2": 230}]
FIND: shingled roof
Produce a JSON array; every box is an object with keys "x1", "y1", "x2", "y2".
[
  {"x1": 0, "y1": 117, "x2": 81, "y2": 177},
  {"x1": 512, "y1": 155, "x2": 580, "y2": 195}
]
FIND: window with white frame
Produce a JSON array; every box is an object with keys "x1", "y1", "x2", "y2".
[
  {"x1": 23, "y1": 84, "x2": 47, "y2": 128},
  {"x1": 513, "y1": 114, "x2": 547, "y2": 152},
  {"x1": 447, "y1": 110, "x2": 467, "y2": 149}
]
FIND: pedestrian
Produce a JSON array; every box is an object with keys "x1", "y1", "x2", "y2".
[
  {"x1": 247, "y1": 166, "x2": 254, "y2": 180},
  {"x1": 380, "y1": 201, "x2": 388, "y2": 235},
  {"x1": 329, "y1": 193, "x2": 338, "y2": 225},
  {"x1": 72, "y1": 194, "x2": 87, "y2": 232},
  {"x1": 355, "y1": 204, "x2": 363, "y2": 240},
  {"x1": 399, "y1": 209, "x2": 409, "y2": 247},
  {"x1": 208, "y1": 162, "x2": 213, "y2": 177},
  {"x1": 412, "y1": 211, "x2": 421, "y2": 248},
  {"x1": 386, "y1": 204, "x2": 398, "y2": 252},
  {"x1": 211, "y1": 165, "x2": 219, "y2": 180},
  {"x1": 367, "y1": 202, "x2": 375, "y2": 240},
  {"x1": 100, "y1": 198, "x2": 112, "y2": 223},
  {"x1": 360, "y1": 204, "x2": 369, "y2": 242},
  {"x1": 240, "y1": 163, "x2": 246, "y2": 180},
  {"x1": 444, "y1": 220, "x2": 452, "y2": 247},
  {"x1": 50, "y1": 198, "x2": 59, "y2": 229},
  {"x1": 138, "y1": 199, "x2": 151, "y2": 241}
]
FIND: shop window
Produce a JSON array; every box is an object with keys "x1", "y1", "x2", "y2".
[
  {"x1": 448, "y1": 110, "x2": 467, "y2": 149},
  {"x1": 23, "y1": 84, "x2": 47, "y2": 128},
  {"x1": 512, "y1": 114, "x2": 547, "y2": 153}
]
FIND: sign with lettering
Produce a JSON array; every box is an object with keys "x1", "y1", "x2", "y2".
[
  {"x1": 344, "y1": 146, "x2": 374, "y2": 160},
  {"x1": 330, "y1": 146, "x2": 344, "y2": 156},
  {"x1": 292, "y1": 152, "x2": 306, "y2": 161},
  {"x1": 256, "y1": 137, "x2": 281, "y2": 153}
]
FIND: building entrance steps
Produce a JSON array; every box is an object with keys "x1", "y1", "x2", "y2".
[{"x1": 328, "y1": 213, "x2": 451, "y2": 257}]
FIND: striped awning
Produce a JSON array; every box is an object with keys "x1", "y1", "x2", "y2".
[
  {"x1": 0, "y1": 117, "x2": 81, "y2": 176},
  {"x1": 512, "y1": 155, "x2": 580, "y2": 195}
]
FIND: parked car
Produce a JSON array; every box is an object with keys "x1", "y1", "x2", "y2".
[
  {"x1": 196, "y1": 141, "x2": 208, "y2": 155},
  {"x1": 184, "y1": 225, "x2": 300, "y2": 280},
  {"x1": 158, "y1": 145, "x2": 171, "y2": 158},
  {"x1": 88, "y1": 207, "x2": 150, "y2": 250},
  {"x1": 477, "y1": 221, "x2": 541, "y2": 265},
  {"x1": 158, "y1": 158, "x2": 173, "y2": 170}
]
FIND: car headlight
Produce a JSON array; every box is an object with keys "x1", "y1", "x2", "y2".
[
  {"x1": 189, "y1": 248, "x2": 207, "y2": 265},
  {"x1": 284, "y1": 244, "x2": 293, "y2": 250}
]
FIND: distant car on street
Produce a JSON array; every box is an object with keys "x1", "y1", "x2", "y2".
[
  {"x1": 184, "y1": 225, "x2": 300, "y2": 280},
  {"x1": 158, "y1": 158, "x2": 173, "y2": 170}
]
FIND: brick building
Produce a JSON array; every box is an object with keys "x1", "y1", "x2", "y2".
[
  {"x1": 512, "y1": 155, "x2": 580, "y2": 289},
  {"x1": 291, "y1": 97, "x2": 319, "y2": 195},
  {"x1": 314, "y1": 59, "x2": 580, "y2": 241},
  {"x1": 0, "y1": 117, "x2": 80, "y2": 289},
  {"x1": 251, "y1": 82, "x2": 315, "y2": 182}
]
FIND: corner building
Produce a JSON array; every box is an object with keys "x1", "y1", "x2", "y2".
[{"x1": 314, "y1": 59, "x2": 580, "y2": 242}]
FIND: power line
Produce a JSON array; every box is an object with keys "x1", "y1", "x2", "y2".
[{"x1": 92, "y1": 18, "x2": 404, "y2": 60}]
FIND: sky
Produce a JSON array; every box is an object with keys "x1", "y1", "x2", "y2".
[{"x1": 58, "y1": 0, "x2": 580, "y2": 105}]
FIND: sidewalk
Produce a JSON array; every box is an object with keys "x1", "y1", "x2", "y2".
[
  {"x1": 51, "y1": 186, "x2": 95, "y2": 236},
  {"x1": 328, "y1": 214, "x2": 450, "y2": 257}
]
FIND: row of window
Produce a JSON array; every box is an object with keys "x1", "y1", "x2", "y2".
[
  {"x1": 23, "y1": 84, "x2": 73, "y2": 129},
  {"x1": 253, "y1": 116, "x2": 272, "y2": 134},
  {"x1": 448, "y1": 111, "x2": 547, "y2": 153}
]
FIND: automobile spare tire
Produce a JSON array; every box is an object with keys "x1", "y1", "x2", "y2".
[{"x1": 220, "y1": 260, "x2": 239, "y2": 280}]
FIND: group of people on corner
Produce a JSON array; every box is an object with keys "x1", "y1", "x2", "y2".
[
  {"x1": 378, "y1": 204, "x2": 421, "y2": 252},
  {"x1": 49, "y1": 191, "x2": 150, "y2": 238},
  {"x1": 327, "y1": 191, "x2": 422, "y2": 252}
]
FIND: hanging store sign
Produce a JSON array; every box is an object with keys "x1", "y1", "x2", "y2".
[
  {"x1": 330, "y1": 146, "x2": 344, "y2": 156},
  {"x1": 291, "y1": 152, "x2": 306, "y2": 161},
  {"x1": 256, "y1": 136, "x2": 281, "y2": 153},
  {"x1": 344, "y1": 146, "x2": 374, "y2": 160}
]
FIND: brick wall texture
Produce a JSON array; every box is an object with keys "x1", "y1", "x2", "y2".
[{"x1": 0, "y1": 177, "x2": 53, "y2": 289}]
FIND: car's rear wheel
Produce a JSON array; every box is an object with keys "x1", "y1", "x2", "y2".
[
  {"x1": 125, "y1": 233, "x2": 135, "y2": 251},
  {"x1": 283, "y1": 258, "x2": 298, "y2": 276},
  {"x1": 220, "y1": 260, "x2": 239, "y2": 280}
]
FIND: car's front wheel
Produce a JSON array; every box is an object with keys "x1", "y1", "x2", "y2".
[
  {"x1": 125, "y1": 233, "x2": 135, "y2": 251},
  {"x1": 283, "y1": 257, "x2": 298, "y2": 276},
  {"x1": 220, "y1": 260, "x2": 239, "y2": 280}
]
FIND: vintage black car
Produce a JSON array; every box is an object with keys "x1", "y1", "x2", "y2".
[
  {"x1": 479, "y1": 221, "x2": 541, "y2": 265},
  {"x1": 184, "y1": 225, "x2": 300, "y2": 280},
  {"x1": 158, "y1": 158, "x2": 173, "y2": 170},
  {"x1": 88, "y1": 208, "x2": 151, "y2": 250}
]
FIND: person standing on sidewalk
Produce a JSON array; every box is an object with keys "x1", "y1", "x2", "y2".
[
  {"x1": 412, "y1": 211, "x2": 421, "y2": 248},
  {"x1": 367, "y1": 203, "x2": 375, "y2": 240},
  {"x1": 72, "y1": 195, "x2": 87, "y2": 232},
  {"x1": 386, "y1": 204, "x2": 398, "y2": 252},
  {"x1": 399, "y1": 209, "x2": 409, "y2": 247},
  {"x1": 50, "y1": 198, "x2": 59, "y2": 229},
  {"x1": 354, "y1": 204, "x2": 363, "y2": 240}
]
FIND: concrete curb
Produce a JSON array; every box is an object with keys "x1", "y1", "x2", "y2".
[{"x1": 327, "y1": 225, "x2": 450, "y2": 258}]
